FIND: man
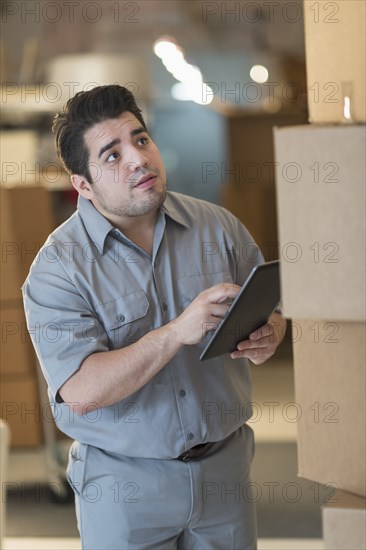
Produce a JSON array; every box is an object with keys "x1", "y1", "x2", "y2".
[{"x1": 23, "y1": 85, "x2": 285, "y2": 549}]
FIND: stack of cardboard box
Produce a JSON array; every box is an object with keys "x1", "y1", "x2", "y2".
[
  {"x1": 0, "y1": 186, "x2": 54, "y2": 446},
  {"x1": 274, "y1": 2, "x2": 365, "y2": 548}
]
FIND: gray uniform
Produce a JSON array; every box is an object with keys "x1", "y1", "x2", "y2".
[{"x1": 23, "y1": 191, "x2": 263, "y2": 549}]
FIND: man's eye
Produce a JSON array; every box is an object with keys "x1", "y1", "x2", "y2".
[
  {"x1": 106, "y1": 152, "x2": 119, "y2": 162},
  {"x1": 138, "y1": 137, "x2": 149, "y2": 146}
]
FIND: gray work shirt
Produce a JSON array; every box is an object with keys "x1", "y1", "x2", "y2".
[{"x1": 23, "y1": 191, "x2": 264, "y2": 459}]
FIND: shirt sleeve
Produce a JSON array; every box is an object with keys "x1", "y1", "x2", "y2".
[
  {"x1": 222, "y1": 209, "x2": 265, "y2": 287},
  {"x1": 22, "y1": 258, "x2": 109, "y2": 402}
]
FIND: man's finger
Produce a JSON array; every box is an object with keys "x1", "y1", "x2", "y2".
[
  {"x1": 249, "y1": 322, "x2": 273, "y2": 341},
  {"x1": 231, "y1": 348, "x2": 275, "y2": 361},
  {"x1": 206, "y1": 283, "x2": 241, "y2": 304},
  {"x1": 237, "y1": 335, "x2": 276, "y2": 350},
  {"x1": 209, "y1": 303, "x2": 231, "y2": 318}
]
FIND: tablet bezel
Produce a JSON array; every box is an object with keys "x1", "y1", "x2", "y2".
[{"x1": 199, "y1": 260, "x2": 281, "y2": 361}]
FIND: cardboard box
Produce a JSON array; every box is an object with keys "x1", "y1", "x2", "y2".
[
  {"x1": 0, "y1": 303, "x2": 37, "y2": 376},
  {"x1": 274, "y1": 124, "x2": 366, "y2": 321},
  {"x1": 323, "y1": 491, "x2": 366, "y2": 549},
  {"x1": 1, "y1": 187, "x2": 24, "y2": 301},
  {"x1": 304, "y1": 0, "x2": 366, "y2": 123},
  {"x1": 0, "y1": 131, "x2": 39, "y2": 186},
  {"x1": 0, "y1": 375, "x2": 43, "y2": 447},
  {"x1": 293, "y1": 320, "x2": 366, "y2": 497},
  {"x1": 0, "y1": 186, "x2": 54, "y2": 301}
]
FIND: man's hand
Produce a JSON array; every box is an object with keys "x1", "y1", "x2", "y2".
[
  {"x1": 230, "y1": 312, "x2": 286, "y2": 364},
  {"x1": 171, "y1": 283, "x2": 241, "y2": 346}
]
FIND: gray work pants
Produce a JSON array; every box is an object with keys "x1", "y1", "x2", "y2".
[{"x1": 67, "y1": 424, "x2": 257, "y2": 549}]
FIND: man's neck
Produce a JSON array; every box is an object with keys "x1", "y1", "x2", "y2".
[{"x1": 115, "y1": 211, "x2": 158, "y2": 257}]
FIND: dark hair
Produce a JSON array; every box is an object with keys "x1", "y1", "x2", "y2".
[{"x1": 52, "y1": 85, "x2": 147, "y2": 182}]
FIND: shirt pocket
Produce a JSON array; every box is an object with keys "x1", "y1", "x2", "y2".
[
  {"x1": 97, "y1": 289, "x2": 152, "y2": 349},
  {"x1": 176, "y1": 271, "x2": 233, "y2": 309}
]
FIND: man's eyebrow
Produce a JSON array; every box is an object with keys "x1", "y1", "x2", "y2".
[
  {"x1": 130, "y1": 127, "x2": 147, "y2": 137},
  {"x1": 97, "y1": 128, "x2": 147, "y2": 159},
  {"x1": 98, "y1": 138, "x2": 121, "y2": 159}
]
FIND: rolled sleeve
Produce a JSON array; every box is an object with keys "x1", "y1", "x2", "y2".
[{"x1": 22, "y1": 264, "x2": 108, "y2": 401}]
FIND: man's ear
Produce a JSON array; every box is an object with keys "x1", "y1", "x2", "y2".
[{"x1": 71, "y1": 174, "x2": 94, "y2": 199}]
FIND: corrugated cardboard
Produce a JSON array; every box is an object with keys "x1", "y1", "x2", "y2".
[
  {"x1": 0, "y1": 131, "x2": 39, "y2": 186},
  {"x1": 274, "y1": 124, "x2": 366, "y2": 321},
  {"x1": 293, "y1": 320, "x2": 366, "y2": 497},
  {"x1": 304, "y1": 0, "x2": 366, "y2": 123},
  {"x1": 1, "y1": 187, "x2": 24, "y2": 301},
  {"x1": 0, "y1": 186, "x2": 54, "y2": 301},
  {"x1": 0, "y1": 303, "x2": 36, "y2": 376},
  {"x1": 323, "y1": 490, "x2": 366, "y2": 549},
  {"x1": 0, "y1": 375, "x2": 43, "y2": 447}
]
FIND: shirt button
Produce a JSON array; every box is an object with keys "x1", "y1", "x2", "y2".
[
  {"x1": 179, "y1": 389, "x2": 186, "y2": 398},
  {"x1": 117, "y1": 314, "x2": 125, "y2": 322},
  {"x1": 187, "y1": 432, "x2": 194, "y2": 441},
  {"x1": 162, "y1": 303, "x2": 168, "y2": 311}
]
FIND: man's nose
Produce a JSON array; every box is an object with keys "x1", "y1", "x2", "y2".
[{"x1": 125, "y1": 150, "x2": 149, "y2": 172}]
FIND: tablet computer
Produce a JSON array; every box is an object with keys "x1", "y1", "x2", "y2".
[{"x1": 199, "y1": 260, "x2": 281, "y2": 361}]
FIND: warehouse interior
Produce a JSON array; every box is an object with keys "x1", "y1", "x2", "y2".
[{"x1": 0, "y1": 0, "x2": 365, "y2": 549}]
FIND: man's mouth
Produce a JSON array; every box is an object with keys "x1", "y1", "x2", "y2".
[{"x1": 134, "y1": 173, "x2": 157, "y2": 190}]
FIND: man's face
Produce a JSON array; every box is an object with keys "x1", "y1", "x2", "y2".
[{"x1": 81, "y1": 112, "x2": 167, "y2": 222}]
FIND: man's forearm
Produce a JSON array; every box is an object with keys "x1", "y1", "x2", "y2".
[
  {"x1": 59, "y1": 320, "x2": 182, "y2": 415},
  {"x1": 59, "y1": 282, "x2": 240, "y2": 415}
]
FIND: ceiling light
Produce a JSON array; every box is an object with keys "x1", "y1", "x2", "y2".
[
  {"x1": 171, "y1": 82, "x2": 214, "y2": 105},
  {"x1": 153, "y1": 39, "x2": 180, "y2": 60},
  {"x1": 250, "y1": 65, "x2": 269, "y2": 84},
  {"x1": 154, "y1": 36, "x2": 213, "y2": 106}
]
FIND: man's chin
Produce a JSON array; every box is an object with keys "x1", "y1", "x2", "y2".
[
  {"x1": 145, "y1": 186, "x2": 166, "y2": 207},
  {"x1": 127, "y1": 188, "x2": 166, "y2": 217},
  {"x1": 148, "y1": 188, "x2": 167, "y2": 212}
]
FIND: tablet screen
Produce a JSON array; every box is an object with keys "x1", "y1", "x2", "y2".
[{"x1": 199, "y1": 260, "x2": 281, "y2": 361}]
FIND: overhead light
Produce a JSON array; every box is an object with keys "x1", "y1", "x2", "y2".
[
  {"x1": 171, "y1": 82, "x2": 191, "y2": 101},
  {"x1": 250, "y1": 65, "x2": 269, "y2": 84},
  {"x1": 154, "y1": 37, "x2": 213, "y2": 105},
  {"x1": 153, "y1": 39, "x2": 180, "y2": 60},
  {"x1": 171, "y1": 82, "x2": 214, "y2": 105}
]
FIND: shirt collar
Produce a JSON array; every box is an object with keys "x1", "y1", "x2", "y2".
[
  {"x1": 161, "y1": 192, "x2": 190, "y2": 229},
  {"x1": 77, "y1": 192, "x2": 190, "y2": 255},
  {"x1": 77, "y1": 195, "x2": 114, "y2": 255}
]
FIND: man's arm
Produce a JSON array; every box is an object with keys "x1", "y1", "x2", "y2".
[
  {"x1": 230, "y1": 311, "x2": 287, "y2": 364},
  {"x1": 59, "y1": 283, "x2": 241, "y2": 414}
]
